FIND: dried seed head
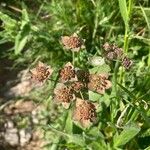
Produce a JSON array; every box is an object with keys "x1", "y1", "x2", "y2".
[
  {"x1": 106, "y1": 51, "x2": 116, "y2": 60},
  {"x1": 122, "y1": 56, "x2": 133, "y2": 70},
  {"x1": 54, "y1": 83, "x2": 75, "y2": 109},
  {"x1": 88, "y1": 74, "x2": 111, "y2": 94},
  {"x1": 30, "y1": 61, "x2": 53, "y2": 85},
  {"x1": 114, "y1": 48, "x2": 123, "y2": 58},
  {"x1": 70, "y1": 81, "x2": 85, "y2": 92},
  {"x1": 61, "y1": 33, "x2": 84, "y2": 52},
  {"x1": 59, "y1": 62, "x2": 77, "y2": 83},
  {"x1": 103, "y1": 43, "x2": 123, "y2": 60},
  {"x1": 76, "y1": 70, "x2": 89, "y2": 83},
  {"x1": 103, "y1": 42, "x2": 112, "y2": 51},
  {"x1": 73, "y1": 98, "x2": 97, "y2": 127}
]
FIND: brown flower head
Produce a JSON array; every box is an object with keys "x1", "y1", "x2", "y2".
[
  {"x1": 61, "y1": 33, "x2": 85, "y2": 52},
  {"x1": 73, "y1": 98, "x2": 97, "y2": 128},
  {"x1": 30, "y1": 61, "x2": 53, "y2": 85},
  {"x1": 76, "y1": 70, "x2": 89, "y2": 83},
  {"x1": 88, "y1": 73, "x2": 112, "y2": 94},
  {"x1": 122, "y1": 56, "x2": 133, "y2": 70},
  {"x1": 70, "y1": 81, "x2": 85, "y2": 93},
  {"x1": 103, "y1": 43, "x2": 123, "y2": 60},
  {"x1": 103, "y1": 42, "x2": 112, "y2": 51},
  {"x1": 54, "y1": 83, "x2": 75, "y2": 109},
  {"x1": 59, "y1": 62, "x2": 77, "y2": 83}
]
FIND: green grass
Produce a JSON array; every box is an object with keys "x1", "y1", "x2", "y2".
[{"x1": 0, "y1": 0, "x2": 150, "y2": 149}]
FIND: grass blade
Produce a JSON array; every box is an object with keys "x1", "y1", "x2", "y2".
[
  {"x1": 118, "y1": 0, "x2": 129, "y2": 28},
  {"x1": 114, "y1": 123, "x2": 140, "y2": 147}
]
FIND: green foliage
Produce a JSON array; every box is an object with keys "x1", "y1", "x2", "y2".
[
  {"x1": 114, "y1": 123, "x2": 141, "y2": 147},
  {"x1": 0, "y1": 0, "x2": 150, "y2": 150},
  {"x1": 118, "y1": 0, "x2": 129, "y2": 28},
  {"x1": 15, "y1": 9, "x2": 31, "y2": 55}
]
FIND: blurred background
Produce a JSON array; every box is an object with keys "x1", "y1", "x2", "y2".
[{"x1": 0, "y1": 0, "x2": 150, "y2": 150}]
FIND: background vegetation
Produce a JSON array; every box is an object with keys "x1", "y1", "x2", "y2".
[{"x1": 0, "y1": 0, "x2": 150, "y2": 149}]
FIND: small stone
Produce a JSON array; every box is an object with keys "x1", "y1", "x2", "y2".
[
  {"x1": 4, "y1": 128, "x2": 19, "y2": 146},
  {"x1": 19, "y1": 129, "x2": 32, "y2": 146},
  {"x1": 4, "y1": 120, "x2": 14, "y2": 129}
]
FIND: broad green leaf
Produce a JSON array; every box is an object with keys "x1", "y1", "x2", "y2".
[
  {"x1": 118, "y1": 0, "x2": 129, "y2": 28},
  {"x1": 89, "y1": 64, "x2": 111, "y2": 74},
  {"x1": 114, "y1": 123, "x2": 140, "y2": 147},
  {"x1": 87, "y1": 127, "x2": 105, "y2": 139},
  {"x1": 89, "y1": 91, "x2": 101, "y2": 101},
  {"x1": 15, "y1": 9, "x2": 30, "y2": 55},
  {"x1": 68, "y1": 134, "x2": 85, "y2": 146},
  {"x1": 0, "y1": 11, "x2": 17, "y2": 29},
  {"x1": 46, "y1": 125, "x2": 85, "y2": 146},
  {"x1": 89, "y1": 141, "x2": 107, "y2": 150},
  {"x1": 140, "y1": 128, "x2": 150, "y2": 138}
]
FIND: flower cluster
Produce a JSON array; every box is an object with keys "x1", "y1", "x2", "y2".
[
  {"x1": 53, "y1": 62, "x2": 112, "y2": 127},
  {"x1": 73, "y1": 98, "x2": 97, "y2": 127},
  {"x1": 61, "y1": 33, "x2": 85, "y2": 52},
  {"x1": 30, "y1": 61, "x2": 53, "y2": 86},
  {"x1": 103, "y1": 42, "x2": 123, "y2": 60},
  {"x1": 103, "y1": 42, "x2": 133, "y2": 69},
  {"x1": 88, "y1": 74, "x2": 112, "y2": 94},
  {"x1": 29, "y1": 34, "x2": 112, "y2": 128}
]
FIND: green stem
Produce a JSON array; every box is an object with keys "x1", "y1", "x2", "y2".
[
  {"x1": 124, "y1": 27, "x2": 129, "y2": 53},
  {"x1": 72, "y1": 51, "x2": 75, "y2": 66},
  {"x1": 111, "y1": 61, "x2": 120, "y2": 122},
  {"x1": 148, "y1": 48, "x2": 150, "y2": 66},
  {"x1": 120, "y1": 0, "x2": 134, "y2": 84}
]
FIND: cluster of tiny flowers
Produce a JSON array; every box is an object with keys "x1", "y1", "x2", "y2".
[
  {"x1": 30, "y1": 61, "x2": 53, "y2": 86},
  {"x1": 61, "y1": 33, "x2": 85, "y2": 52},
  {"x1": 53, "y1": 61, "x2": 111, "y2": 127},
  {"x1": 30, "y1": 34, "x2": 112, "y2": 128},
  {"x1": 103, "y1": 42, "x2": 133, "y2": 69}
]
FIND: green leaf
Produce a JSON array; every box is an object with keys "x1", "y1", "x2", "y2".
[
  {"x1": 89, "y1": 91, "x2": 101, "y2": 101},
  {"x1": 89, "y1": 64, "x2": 111, "y2": 74},
  {"x1": 0, "y1": 11, "x2": 17, "y2": 29},
  {"x1": 117, "y1": 83, "x2": 136, "y2": 100},
  {"x1": 65, "y1": 110, "x2": 73, "y2": 134},
  {"x1": 68, "y1": 134, "x2": 85, "y2": 146},
  {"x1": 118, "y1": 0, "x2": 129, "y2": 28},
  {"x1": 89, "y1": 141, "x2": 107, "y2": 150},
  {"x1": 15, "y1": 9, "x2": 30, "y2": 55},
  {"x1": 140, "y1": 5, "x2": 150, "y2": 32},
  {"x1": 145, "y1": 146, "x2": 150, "y2": 150},
  {"x1": 114, "y1": 123, "x2": 140, "y2": 147},
  {"x1": 139, "y1": 128, "x2": 150, "y2": 138}
]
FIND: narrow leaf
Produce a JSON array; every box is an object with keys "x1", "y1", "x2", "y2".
[
  {"x1": 118, "y1": 0, "x2": 129, "y2": 28},
  {"x1": 15, "y1": 9, "x2": 30, "y2": 55},
  {"x1": 117, "y1": 83, "x2": 136, "y2": 99},
  {"x1": 65, "y1": 110, "x2": 73, "y2": 134},
  {"x1": 114, "y1": 123, "x2": 140, "y2": 147}
]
